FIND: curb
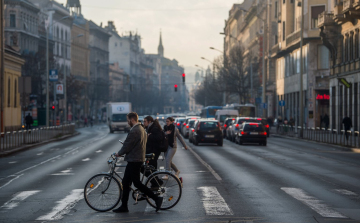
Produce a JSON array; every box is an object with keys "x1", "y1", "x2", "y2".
[
  {"x1": 0, "y1": 131, "x2": 80, "y2": 157},
  {"x1": 270, "y1": 133, "x2": 359, "y2": 152}
]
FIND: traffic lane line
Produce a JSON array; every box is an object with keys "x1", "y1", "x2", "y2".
[
  {"x1": 0, "y1": 190, "x2": 40, "y2": 210},
  {"x1": 197, "y1": 186, "x2": 233, "y2": 216}
]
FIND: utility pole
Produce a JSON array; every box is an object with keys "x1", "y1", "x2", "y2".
[
  {"x1": 63, "y1": 40, "x2": 67, "y2": 124},
  {"x1": 46, "y1": 26, "x2": 49, "y2": 127},
  {"x1": 299, "y1": 0, "x2": 304, "y2": 138}
]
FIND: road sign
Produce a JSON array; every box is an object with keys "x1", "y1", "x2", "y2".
[
  {"x1": 279, "y1": 100, "x2": 285, "y2": 107},
  {"x1": 262, "y1": 103, "x2": 268, "y2": 109},
  {"x1": 56, "y1": 84, "x2": 63, "y2": 94},
  {"x1": 255, "y1": 97, "x2": 262, "y2": 104},
  {"x1": 49, "y1": 69, "x2": 58, "y2": 82}
]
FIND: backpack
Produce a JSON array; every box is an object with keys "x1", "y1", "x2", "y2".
[{"x1": 159, "y1": 131, "x2": 169, "y2": 152}]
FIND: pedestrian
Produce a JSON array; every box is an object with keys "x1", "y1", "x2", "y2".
[
  {"x1": 163, "y1": 117, "x2": 188, "y2": 179},
  {"x1": 113, "y1": 112, "x2": 163, "y2": 213},
  {"x1": 143, "y1": 116, "x2": 163, "y2": 187},
  {"x1": 25, "y1": 113, "x2": 33, "y2": 130},
  {"x1": 323, "y1": 113, "x2": 329, "y2": 130},
  {"x1": 267, "y1": 116, "x2": 273, "y2": 129},
  {"x1": 342, "y1": 115, "x2": 352, "y2": 140},
  {"x1": 277, "y1": 116, "x2": 283, "y2": 132},
  {"x1": 289, "y1": 117, "x2": 295, "y2": 130},
  {"x1": 84, "y1": 117, "x2": 88, "y2": 127}
]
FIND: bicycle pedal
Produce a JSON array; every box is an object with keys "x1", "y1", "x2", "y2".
[{"x1": 179, "y1": 177, "x2": 183, "y2": 183}]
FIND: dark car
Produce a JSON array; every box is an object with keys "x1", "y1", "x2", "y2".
[
  {"x1": 230, "y1": 117, "x2": 258, "y2": 142},
  {"x1": 235, "y1": 122, "x2": 267, "y2": 146},
  {"x1": 254, "y1": 118, "x2": 270, "y2": 137},
  {"x1": 174, "y1": 118, "x2": 186, "y2": 132},
  {"x1": 223, "y1": 117, "x2": 236, "y2": 138},
  {"x1": 193, "y1": 120, "x2": 223, "y2": 146},
  {"x1": 183, "y1": 119, "x2": 196, "y2": 138}
]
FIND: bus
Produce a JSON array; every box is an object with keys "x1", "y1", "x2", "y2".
[
  {"x1": 200, "y1": 106, "x2": 223, "y2": 118},
  {"x1": 223, "y1": 103, "x2": 256, "y2": 117}
]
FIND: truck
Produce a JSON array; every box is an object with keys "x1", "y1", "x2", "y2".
[{"x1": 106, "y1": 102, "x2": 132, "y2": 133}]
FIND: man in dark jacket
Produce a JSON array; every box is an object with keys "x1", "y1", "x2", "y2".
[
  {"x1": 25, "y1": 113, "x2": 33, "y2": 130},
  {"x1": 342, "y1": 115, "x2": 352, "y2": 140},
  {"x1": 113, "y1": 112, "x2": 163, "y2": 213}
]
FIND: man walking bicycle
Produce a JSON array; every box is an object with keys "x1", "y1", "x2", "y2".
[{"x1": 113, "y1": 112, "x2": 163, "y2": 213}]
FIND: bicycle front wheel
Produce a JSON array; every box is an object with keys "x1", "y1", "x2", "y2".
[
  {"x1": 84, "y1": 174, "x2": 122, "y2": 212},
  {"x1": 145, "y1": 172, "x2": 182, "y2": 210}
]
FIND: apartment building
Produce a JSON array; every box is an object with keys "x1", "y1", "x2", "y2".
[
  {"x1": 318, "y1": 0, "x2": 360, "y2": 131},
  {"x1": 271, "y1": 0, "x2": 330, "y2": 128}
]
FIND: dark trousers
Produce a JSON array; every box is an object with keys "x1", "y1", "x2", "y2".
[
  {"x1": 345, "y1": 126, "x2": 350, "y2": 140},
  {"x1": 121, "y1": 162, "x2": 157, "y2": 206},
  {"x1": 26, "y1": 124, "x2": 31, "y2": 130}
]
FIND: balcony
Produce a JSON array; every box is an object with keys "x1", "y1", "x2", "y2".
[
  {"x1": 270, "y1": 43, "x2": 280, "y2": 56},
  {"x1": 334, "y1": 2, "x2": 343, "y2": 16},
  {"x1": 318, "y1": 12, "x2": 335, "y2": 28},
  {"x1": 343, "y1": 0, "x2": 354, "y2": 11},
  {"x1": 286, "y1": 30, "x2": 300, "y2": 46},
  {"x1": 354, "y1": 0, "x2": 360, "y2": 9}
]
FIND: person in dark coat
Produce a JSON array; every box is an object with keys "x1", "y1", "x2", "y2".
[
  {"x1": 342, "y1": 115, "x2": 352, "y2": 140},
  {"x1": 143, "y1": 116, "x2": 163, "y2": 186},
  {"x1": 323, "y1": 113, "x2": 329, "y2": 130},
  {"x1": 25, "y1": 113, "x2": 33, "y2": 130}
]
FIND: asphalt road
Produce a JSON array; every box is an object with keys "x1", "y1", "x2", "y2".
[{"x1": 0, "y1": 126, "x2": 360, "y2": 223}]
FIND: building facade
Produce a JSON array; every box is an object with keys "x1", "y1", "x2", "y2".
[
  {"x1": 109, "y1": 62, "x2": 129, "y2": 102},
  {"x1": 318, "y1": 0, "x2": 360, "y2": 131}
]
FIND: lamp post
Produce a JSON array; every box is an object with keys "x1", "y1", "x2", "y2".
[
  {"x1": 45, "y1": 15, "x2": 69, "y2": 127},
  {"x1": 299, "y1": 0, "x2": 304, "y2": 138},
  {"x1": 63, "y1": 34, "x2": 83, "y2": 124}
]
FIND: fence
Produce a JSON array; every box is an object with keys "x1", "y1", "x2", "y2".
[
  {"x1": 275, "y1": 125, "x2": 360, "y2": 148},
  {"x1": 0, "y1": 124, "x2": 76, "y2": 152}
]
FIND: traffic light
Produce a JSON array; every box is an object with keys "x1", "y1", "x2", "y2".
[
  {"x1": 182, "y1": 73, "x2": 185, "y2": 83},
  {"x1": 51, "y1": 105, "x2": 55, "y2": 111},
  {"x1": 174, "y1": 84, "x2": 178, "y2": 92}
]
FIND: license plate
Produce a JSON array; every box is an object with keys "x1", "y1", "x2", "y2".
[
  {"x1": 205, "y1": 135, "x2": 214, "y2": 138},
  {"x1": 250, "y1": 132, "x2": 258, "y2": 135}
]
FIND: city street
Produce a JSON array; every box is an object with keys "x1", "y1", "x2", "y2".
[{"x1": 1, "y1": 126, "x2": 360, "y2": 223}]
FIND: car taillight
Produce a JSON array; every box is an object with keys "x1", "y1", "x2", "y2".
[
  {"x1": 260, "y1": 132, "x2": 267, "y2": 135},
  {"x1": 265, "y1": 124, "x2": 269, "y2": 128},
  {"x1": 257, "y1": 118, "x2": 262, "y2": 120},
  {"x1": 177, "y1": 123, "x2": 180, "y2": 126},
  {"x1": 241, "y1": 131, "x2": 247, "y2": 135},
  {"x1": 186, "y1": 125, "x2": 189, "y2": 129},
  {"x1": 192, "y1": 129, "x2": 195, "y2": 132},
  {"x1": 183, "y1": 123, "x2": 186, "y2": 126},
  {"x1": 224, "y1": 124, "x2": 227, "y2": 128},
  {"x1": 235, "y1": 124, "x2": 239, "y2": 129}
]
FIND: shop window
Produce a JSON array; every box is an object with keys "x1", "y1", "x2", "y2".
[
  {"x1": 10, "y1": 14, "x2": 16, "y2": 27},
  {"x1": 311, "y1": 6, "x2": 325, "y2": 29},
  {"x1": 318, "y1": 45, "x2": 330, "y2": 69}
]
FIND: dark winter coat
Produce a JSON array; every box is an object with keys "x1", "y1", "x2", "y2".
[{"x1": 146, "y1": 123, "x2": 162, "y2": 154}]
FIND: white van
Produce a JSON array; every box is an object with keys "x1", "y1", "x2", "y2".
[{"x1": 215, "y1": 110, "x2": 238, "y2": 125}]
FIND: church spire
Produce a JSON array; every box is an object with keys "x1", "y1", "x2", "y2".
[{"x1": 158, "y1": 31, "x2": 164, "y2": 57}]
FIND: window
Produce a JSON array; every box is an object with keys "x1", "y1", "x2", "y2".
[
  {"x1": 14, "y1": 80, "x2": 17, "y2": 107},
  {"x1": 350, "y1": 32, "x2": 354, "y2": 61},
  {"x1": 7, "y1": 79, "x2": 11, "y2": 107},
  {"x1": 10, "y1": 14, "x2": 16, "y2": 27},
  {"x1": 275, "y1": 2, "x2": 278, "y2": 18},
  {"x1": 355, "y1": 29, "x2": 359, "y2": 59},
  {"x1": 311, "y1": 6, "x2": 325, "y2": 29},
  {"x1": 283, "y1": 21, "x2": 285, "y2": 41},
  {"x1": 283, "y1": 0, "x2": 285, "y2": 4},
  {"x1": 344, "y1": 34, "x2": 349, "y2": 62},
  {"x1": 318, "y1": 45, "x2": 330, "y2": 69},
  {"x1": 296, "y1": 50, "x2": 300, "y2": 73}
]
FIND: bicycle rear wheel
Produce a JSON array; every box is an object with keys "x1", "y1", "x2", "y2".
[
  {"x1": 145, "y1": 172, "x2": 182, "y2": 210},
  {"x1": 84, "y1": 173, "x2": 122, "y2": 212}
]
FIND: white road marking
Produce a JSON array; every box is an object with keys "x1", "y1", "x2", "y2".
[
  {"x1": 196, "y1": 171, "x2": 206, "y2": 173},
  {"x1": 51, "y1": 169, "x2": 74, "y2": 176},
  {"x1": 36, "y1": 189, "x2": 83, "y2": 221},
  {"x1": 0, "y1": 174, "x2": 24, "y2": 190},
  {"x1": 333, "y1": 189, "x2": 358, "y2": 196},
  {"x1": 197, "y1": 186, "x2": 233, "y2": 215},
  {"x1": 144, "y1": 203, "x2": 153, "y2": 213},
  {"x1": 281, "y1": 187, "x2": 347, "y2": 218},
  {"x1": 37, "y1": 152, "x2": 43, "y2": 156},
  {"x1": 8, "y1": 161, "x2": 17, "y2": 164},
  {"x1": 82, "y1": 158, "x2": 91, "y2": 161},
  {"x1": 95, "y1": 150, "x2": 103, "y2": 153},
  {"x1": 188, "y1": 146, "x2": 222, "y2": 181},
  {"x1": 0, "y1": 190, "x2": 40, "y2": 210}
]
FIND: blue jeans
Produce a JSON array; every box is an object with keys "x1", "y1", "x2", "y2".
[{"x1": 165, "y1": 146, "x2": 179, "y2": 172}]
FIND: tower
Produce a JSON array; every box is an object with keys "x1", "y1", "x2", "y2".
[
  {"x1": 158, "y1": 32, "x2": 164, "y2": 58},
  {"x1": 66, "y1": 0, "x2": 82, "y2": 16}
]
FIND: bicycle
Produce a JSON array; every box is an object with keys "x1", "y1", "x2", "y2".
[{"x1": 84, "y1": 141, "x2": 182, "y2": 212}]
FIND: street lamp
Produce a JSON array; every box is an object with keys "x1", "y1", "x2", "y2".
[
  {"x1": 210, "y1": 47, "x2": 223, "y2": 53},
  {"x1": 46, "y1": 15, "x2": 70, "y2": 127},
  {"x1": 63, "y1": 33, "x2": 84, "y2": 124},
  {"x1": 299, "y1": 0, "x2": 305, "y2": 138}
]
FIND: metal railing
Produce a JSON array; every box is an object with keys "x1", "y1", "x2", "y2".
[
  {"x1": 0, "y1": 124, "x2": 76, "y2": 152},
  {"x1": 274, "y1": 125, "x2": 360, "y2": 148}
]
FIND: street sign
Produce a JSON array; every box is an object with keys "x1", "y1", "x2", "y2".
[
  {"x1": 262, "y1": 103, "x2": 267, "y2": 109},
  {"x1": 56, "y1": 84, "x2": 64, "y2": 94},
  {"x1": 279, "y1": 100, "x2": 285, "y2": 107},
  {"x1": 49, "y1": 69, "x2": 58, "y2": 82},
  {"x1": 255, "y1": 97, "x2": 262, "y2": 104},
  {"x1": 338, "y1": 78, "x2": 351, "y2": 88}
]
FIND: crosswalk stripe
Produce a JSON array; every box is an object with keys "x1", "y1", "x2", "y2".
[
  {"x1": 36, "y1": 189, "x2": 83, "y2": 221},
  {"x1": 0, "y1": 190, "x2": 40, "y2": 210},
  {"x1": 197, "y1": 186, "x2": 233, "y2": 215},
  {"x1": 333, "y1": 189, "x2": 358, "y2": 196},
  {"x1": 281, "y1": 187, "x2": 347, "y2": 218}
]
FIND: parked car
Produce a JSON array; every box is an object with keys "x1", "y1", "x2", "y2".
[
  {"x1": 182, "y1": 119, "x2": 196, "y2": 138},
  {"x1": 223, "y1": 117, "x2": 236, "y2": 138},
  {"x1": 193, "y1": 119, "x2": 223, "y2": 146},
  {"x1": 235, "y1": 122, "x2": 267, "y2": 146},
  {"x1": 229, "y1": 117, "x2": 258, "y2": 142}
]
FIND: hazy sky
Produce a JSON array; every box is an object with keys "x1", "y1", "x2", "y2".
[{"x1": 58, "y1": 0, "x2": 241, "y2": 75}]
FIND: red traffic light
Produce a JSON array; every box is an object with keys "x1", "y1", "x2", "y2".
[
  {"x1": 174, "y1": 84, "x2": 178, "y2": 88},
  {"x1": 51, "y1": 105, "x2": 55, "y2": 110}
]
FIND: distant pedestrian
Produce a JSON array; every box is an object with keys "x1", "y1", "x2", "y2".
[
  {"x1": 289, "y1": 117, "x2": 295, "y2": 130},
  {"x1": 25, "y1": 113, "x2": 34, "y2": 130},
  {"x1": 277, "y1": 116, "x2": 283, "y2": 132},
  {"x1": 84, "y1": 117, "x2": 88, "y2": 127},
  {"x1": 342, "y1": 115, "x2": 352, "y2": 140},
  {"x1": 323, "y1": 113, "x2": 329, "y2": 130}
]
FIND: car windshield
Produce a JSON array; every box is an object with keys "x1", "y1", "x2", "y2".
[
  {"x1": 244, "y1": 124, "x2": 265, "y2": 131},
  {"x1": 177, "y1": 118, "x2": 185, "y2": 123},
  {"x1": 112, "y1": 114, "x2": 127, "y2": 122},
  {"x1": 238, "y1": 119, "x2": 256, "y2": 124},
  {"x1": 200, "y1": 122, "x2": 218, "y2": 130}
]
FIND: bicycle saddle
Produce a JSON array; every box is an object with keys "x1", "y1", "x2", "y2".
[{"x1": 145, "y1": 153, "x2": 155, "y2": 159}]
